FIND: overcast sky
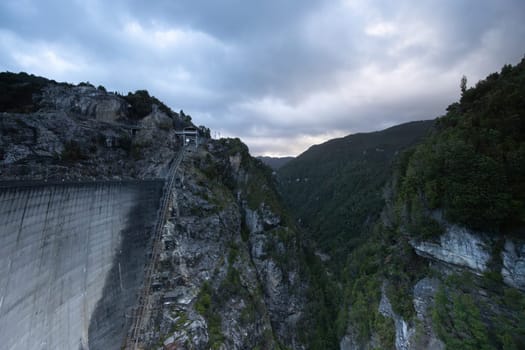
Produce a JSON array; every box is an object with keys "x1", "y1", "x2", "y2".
[{"x1": 1, "y1": 0, "x2": 524, "y2": 156}]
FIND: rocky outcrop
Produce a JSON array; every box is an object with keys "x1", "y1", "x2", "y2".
[
  {"x1": 1, "y1": 108, "x2": 182, "y2": 181},
  {"x1": 410, "y1": 225, "x2": 491, "y2": 274},
  {"x1": 241, "y1": 186, "x2": 304, "y2": 347},
  {"x1": 135, "y1": 148, "x2": 277, "y2": 349},
  {"x1": 245, "y1": 204, "x2": 281, "y2": 234},
  {"x1": 502, "y1": 239, "x2": 525, "y2": 291},
  {"x1": 411, "y1": 223, "x2": 525, "y2": 293},
  {"x1": 247, "y1": 208, "x2": 305, "y2": 349},
  {"x1": 40, "y1": 85, "x2": 127, "y2": 122},
  {"x1": 136, "y1": 142, "x2": 306, "y2": 350},
  {"x1": 0, "y1": 78, "x2": 196, "y2": 182},
  {"x1": 339, "y1": 331, "x2": 361, "y2": 350},
  {"x1": 376, "y1": 279, "x2": 444, "y2": 350}
]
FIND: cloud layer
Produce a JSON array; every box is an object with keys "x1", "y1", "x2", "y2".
[{"x1": 1, "y1": 0, "x2": 524, "y2": 156}]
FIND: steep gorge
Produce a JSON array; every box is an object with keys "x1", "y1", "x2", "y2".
[{"x1": 2, "y1": 57, "x2": 525, "y2": 350}]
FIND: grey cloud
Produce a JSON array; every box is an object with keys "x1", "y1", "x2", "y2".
[
  {"x1": 116, "y1": 0, "x2": 324, "y2": 40},
  {"x1": 1, "y1": 0, "x2": 524, "y2": 156}
]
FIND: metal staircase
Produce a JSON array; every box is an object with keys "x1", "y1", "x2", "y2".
[{"x1": 124, "y1": 149, "x2": 185, "y2": 349}]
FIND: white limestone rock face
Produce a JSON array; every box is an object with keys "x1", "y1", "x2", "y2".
[
  {"x1": 137, "y1": 105, "x2": 172, "y2": 132},
  {"x1": 229, "y1": 153, "x2": 242, "y2": 173},
  {"x1": 93, "y1": 97, "x2": 127, "y2": 122},
  {"x1": 411, "y1": 225, "x2": 491, "y2": 274},
  {"x1": 245, "y1": 203, "x2": 304, "y2": 349},
  {"x1": 245, "y1": 203, "x2": 281, "y2": 235},
  {"x1": 41, "y1": 85, "x2": 126, "y2": 122},
  {"x1": 502, "y1": 239, "x2": 525, "y2": 291},
  {"x1": 412, "y1": 222, "x2": 525, "y2": 292}
]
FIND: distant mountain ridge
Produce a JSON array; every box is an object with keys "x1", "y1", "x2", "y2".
[
  {"x1": 278, "y1": 120, "x2": 434, "y2": 256},
  {"x1": 257, "y1": 156, "x2": 294, "y2": 170},
  {"x1": 276, "y1": 119, "x2": 434, "y2": 347}
]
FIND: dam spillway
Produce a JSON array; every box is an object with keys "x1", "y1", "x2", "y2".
[{"x1": 0, "y1": 180, "x2": 164, "y2": 350}]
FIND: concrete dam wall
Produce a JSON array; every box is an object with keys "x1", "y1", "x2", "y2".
[{"x1": 0, "y1": 180, "x2": 164, "y2": 350}]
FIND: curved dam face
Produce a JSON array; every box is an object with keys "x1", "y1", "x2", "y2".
[{"x1": 0, "y1": 180, "x2": 164, "y2": 350}]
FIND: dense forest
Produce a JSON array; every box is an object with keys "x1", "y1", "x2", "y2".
[{"x1": 401, "y1": 60, "x2": 525, "y2": 234}]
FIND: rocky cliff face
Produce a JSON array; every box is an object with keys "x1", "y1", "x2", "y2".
[
  {"x1": 1, "y1": 82, "x2": 188, "y2": 180},
  {"x1": 502, "y1": 240, "x2": 525, "y2": 291},
  {"x1": 337, "y1": 178, "x2": 525, "y2": 350},
  {"x1": 411, "y1": 225, "x2": 492, "y2": 274},
  {"x1": 39, "y1": 84, "x2": 128, "y2": 122},
  {"x1": 134, "y1": 140, "x2": 306, "y2": 349},
  {"x1": 369, "y1": 278, "x2": 444, "y2": 350},
  {"x1": 378, "y1": 282, "x2": 415, "y2": 350},
  {"x1": 411, "y1": 225, "x2": 525, "y2": 291},
  {"x1": 246, "y1": 206, "x2": 305, "y2": 347}
]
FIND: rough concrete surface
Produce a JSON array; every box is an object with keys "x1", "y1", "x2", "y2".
[{"x1": 0, "y1": 180, "x2": 163, "y2": 350}]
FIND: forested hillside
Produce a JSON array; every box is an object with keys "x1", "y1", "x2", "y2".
[
  {"x1": 279, "y1": 57, "x2": 525, "y2": 350},
  {"x1": 384, "y1": 56, "x2": 525, "y2": 350},
  {"x1": 401, "y1": 60, "x2": 525, "y2": 234},
  {"x1": 257, "y1": 156, "x2": 294, "y2": 170},
  {"x1": 278, "y1": 120, "x2": 433, "y2": 262},
  {"x1": 278, "y1": 120, "x2": 434, "y2": 348}
]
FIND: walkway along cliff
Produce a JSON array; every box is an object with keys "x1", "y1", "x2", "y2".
[{"x1": 125, "y1": 149, "x2": 185, "y2": 349}]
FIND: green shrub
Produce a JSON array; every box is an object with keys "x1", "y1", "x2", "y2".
[
  {"x1": 61, "y1": 140, "x2": 86, "y2": 161},
  {"x1": 118, "y1": 135, "x2": 132, "y2": 152},
  {"x1": 433, "y1": 282, "x2": 499, "y2": 350},
  {"x1": 124, "y1": 90, "x2": 152, "y2": 119},
  {"x1": 375, "y1": 313, "x2": 395, "y2": 348},
  {"x1": 195, "y1": 281, "x2": 212, "y2": 315},
  {"x1": 158, "y1": 120, "x2": 172, "y2": 130},
  {"x1": 0, "y1": 72, "x2": 62, "y2": 112},
  {"x1": 195, "y1": 281, "x2": 225, "y2": 348}
]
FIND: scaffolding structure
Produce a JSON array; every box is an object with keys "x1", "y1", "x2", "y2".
[{"x1": 174, "y1": 127, "x2": 199, "y2": 148}]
